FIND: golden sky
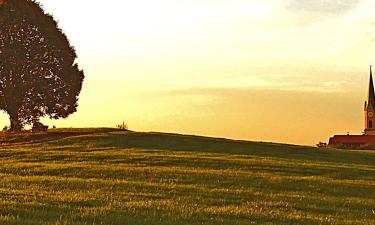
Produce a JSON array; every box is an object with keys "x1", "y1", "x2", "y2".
[{"x1": 3, "y1": 0, "x2": 375, "y2": 145}]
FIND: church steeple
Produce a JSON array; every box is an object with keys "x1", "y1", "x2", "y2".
[
  {"x1": 368, "y1": 65, "x2": 375, "y2": 105},
  {"x1": 364, "y1": 65, "x2": 375, "y2": 134}
]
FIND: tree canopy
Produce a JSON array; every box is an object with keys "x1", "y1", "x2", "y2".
[{"x1": 0, "y1": 0, "x2": 84, "y2": 131}]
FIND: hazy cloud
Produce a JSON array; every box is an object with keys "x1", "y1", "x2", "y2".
[
  {"x1": 286, "y1": 0, "x2": 360, "y2": 14},
  {"x1": 285, "y1": 0, "x2": 360, "y2": 24}
]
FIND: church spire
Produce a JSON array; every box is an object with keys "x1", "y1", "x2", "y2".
[{"x1": 369, "y1": 65, "x2": 375, "y2": 104}]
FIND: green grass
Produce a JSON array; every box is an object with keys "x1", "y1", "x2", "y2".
[{"x1": 0, "y1": 128, "x2": 374, "y2": 224}]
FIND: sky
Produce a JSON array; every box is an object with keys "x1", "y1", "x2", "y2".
[{"x1": 3, "y1": 0, "x2": 375, "y2": 145}]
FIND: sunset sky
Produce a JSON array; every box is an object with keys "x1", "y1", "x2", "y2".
[{"x1": 3, "y1": 0, "x2": 375, "y2": 145}]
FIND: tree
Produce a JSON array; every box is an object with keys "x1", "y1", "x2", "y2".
[{"x1": 0, "y1": 0, "x2": 84, "y2": 131}]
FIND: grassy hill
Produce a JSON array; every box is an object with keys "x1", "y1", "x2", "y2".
[{"x1": 0, "y1": 129, "x2": 374, "y2": 225}]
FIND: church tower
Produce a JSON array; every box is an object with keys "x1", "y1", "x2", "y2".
[{"x1": 364, "y1": 65, "x2": 375, "y2": 135}]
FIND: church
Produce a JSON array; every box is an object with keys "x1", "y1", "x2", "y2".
[{"x1": 329, "y1": 66, "x2": 375, "y2": 149}]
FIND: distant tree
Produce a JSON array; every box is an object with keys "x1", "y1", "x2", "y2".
[{"x1": 0, "y1": 0, "x2": 84, "y2": 131}]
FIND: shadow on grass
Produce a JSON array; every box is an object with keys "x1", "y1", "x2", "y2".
[
  {"x1": 47, "y1": 131, "x2": 375, "y2": 166},
  {"x1": 0, "y1": 204, "x2": 322, "y2": 225}
]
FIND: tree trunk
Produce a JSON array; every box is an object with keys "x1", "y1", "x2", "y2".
[{"x1": 9, "y1": 112, "x2": 22, "y2": 132}]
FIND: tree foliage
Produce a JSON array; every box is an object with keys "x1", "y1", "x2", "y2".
[{"x1": 0, "y1": 0, "x2": 84, "y2": 131}]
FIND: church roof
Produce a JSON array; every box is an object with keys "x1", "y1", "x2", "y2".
[{"x1": 329, "y1": 135, "x2": 375, "y2": 145}]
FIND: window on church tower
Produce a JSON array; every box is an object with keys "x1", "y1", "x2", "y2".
[{"x1": 369, "y1": 121, "x2": 373, "y2": 128}]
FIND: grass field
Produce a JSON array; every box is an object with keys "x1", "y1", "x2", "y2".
[{"x1": 0, "y1": 129, "x2": 374, "y2": 225}]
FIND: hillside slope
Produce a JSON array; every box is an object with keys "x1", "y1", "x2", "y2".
[{"x1": 0, "y1": 129, "x2": 374, "y2": 225}]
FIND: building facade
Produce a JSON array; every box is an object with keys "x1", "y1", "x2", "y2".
[{"x1": 329, "y1": 66, "x2": 375, "y2": 149}]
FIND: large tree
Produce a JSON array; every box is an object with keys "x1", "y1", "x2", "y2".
[{"x1": 0, "y1": 0, "x2": 84, "y2": 131}]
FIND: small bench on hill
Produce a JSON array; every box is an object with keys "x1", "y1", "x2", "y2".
[{"x1": 32, "y1": 122, "x2": 48, "y2": 132}]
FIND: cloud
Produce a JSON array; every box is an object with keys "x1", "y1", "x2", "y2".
[
  {"x1": 285, "y1": 0, "x2": 360, "y2": 24},
  {"x1": 286, "y1": 0, "x2": 359, "y2": 14}
]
